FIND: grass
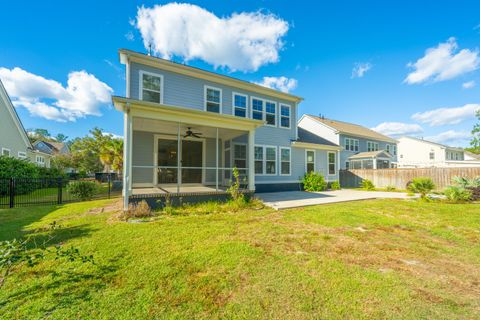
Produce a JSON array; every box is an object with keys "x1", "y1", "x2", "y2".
[{"x1": 1, "y1": 198, "x2": 479, "y2": 319}]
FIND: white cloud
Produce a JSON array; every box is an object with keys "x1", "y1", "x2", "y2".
[
  {"x1": 462, "y1": 80, "x2": 475, "y2": 89},
  {"x1": 125, "y1": 31, "x2": 134, "y2": 41},
  {"x1": 371, "y1": 122, "x2": 423, "y2": 137},
  {"x1": 102, "y1": 132, "x2": 123, "y2": 139},
  {"x1": 425, "y1": 130, "x2": 471, "y2": 146},
  {"x1": 255, "y1": 76, "x2": 297, "y2": 93},
  {"x1": 411, "y1": 103, "x2": 480, "y2": 126},
  {"x1": 351, "y1": 62, "x2": 372, "y2": 78},
  {"x1": 0, "y1": 67, "x2": 112, "y2": 122},
  {"x1": 135, "y1": 3, "x2": 289, "y2": 72},
  {"x1": 405, "y1": 37, "x2": 480, "y2": 84}
]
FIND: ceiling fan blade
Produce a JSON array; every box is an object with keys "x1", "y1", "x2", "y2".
[
  {"x1": 192, "y1": 134, "x2": 202, "y2": 138},
  {"x1": 183, "y1": 134, "x2": 189, "y2": 138}
]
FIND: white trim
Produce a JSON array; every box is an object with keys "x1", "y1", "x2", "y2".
[
  {"x1": 35, "y1": 155, "x2": 45, "y2": 166},
  {"x1": 264, "y1": 99, "x2": 277, "y2": 127},
  {"x1": 327, "y1": 151, "x2": 337, "y2": 176},
  {"x1": 279, "y1": 146, "x2": 291, "y2": 176},
  {"x1": 2, "y1": 148, "x2": 11, "y2": 157},
  {"x1": 345, "y1": 137, "x2": 359, "y2": 152},
  {"x1": 279, "y1": 104, "x2": 291, "y2": 129},
  {"x1": 254, "y1": 144, "x2": 278, "y2": 176},
  {"x1": 305, "y1": 149, "x2": 315, "y2": 173},
  {"x1": 232, "y1": 92, "x2": 248, "y2": 118},
  {"x1": 153, "y1": 133, "x2": 206, "y2": 186},
  {"x1": 232, "y1": 142, "x2": 248, "y2": 169},
  {"x1": 139, "y1": 70, "x2": 164, "y2": 104},
  {"x1": 204, "y1": 85, "x2": 222, "y2": 113},
  {"x1": 367, "y1": 141, "x2": 379, "y2": 152},
  {"x1": 17, "y1": 151, "x2": 27, "y2": 159},
  {"x1": 250, "y1": 96, "x2": 264, "y2": 122}
]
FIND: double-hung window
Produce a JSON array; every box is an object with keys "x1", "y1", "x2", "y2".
[
  {"x1": 367, "y1": 141, "x2": 379, "y2": 152},
  {"x1": 328, "y1": 152, "x2": 336, "y2": 175},
  {"x1": 265, "y1": 101, "x2": 276, "y2": 126},
  {"x1": 254, "y1": 146, "x2": 264, "y2": 174},
  {"x1": 345, "y1": 138, "x2": 359, "y2": 152},
  {"x1": 429, "y1": 152, "x2": 435, "y2": 160},
  {"x1": 280, "y1": 147, "x2": 291, "y2": 175},
  {"x1": 252, "y1": 98, "x2": 263, "y2": 120},
  {"x1": 392, "y1": 145, "x2": 397, "y2": 156},
  {"x1": 265, "y1": 147, "x2": 276, "y2": 175},
  {"x1": 140, "y1": 71, "x2": 163, "y2": 103},
  {"x1": 386, "y1": 144, "x2": 391, "y2": 154},
  {"x1": 18, "y1": 151, "x2": 27, "y2": 159},
  {"x1": 280, "y1": 104, "x2": 291, "y2": 128},
  {"x1": 36, "y1": 155, "x2": 45, "y2": 166},
  {"x1": 233, "y1": 93, "x2": 247, "y2": 117},
  {"x1": 306, "y1": 150, "x2": 315, "y2": 173},
  {"x1": 205, "y1": 86, "x2": 221, "y2": 113},
  {"x1": 2, "y1": 148, "x2": 11, "y2": 157},
  {"x1": 233, "y1": 144, "x2": 247, "y2": 169}
]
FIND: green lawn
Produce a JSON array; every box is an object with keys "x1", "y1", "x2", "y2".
[{"x1": 1, "y1": 199, "x2": 479, "y2": 319}]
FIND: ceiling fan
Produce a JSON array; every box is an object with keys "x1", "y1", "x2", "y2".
[{"x1": 184, "y1": 127, "x2": 202, "y2": 138}]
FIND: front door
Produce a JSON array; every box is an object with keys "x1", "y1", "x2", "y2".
[{"x1": 156, "y1": 138, "x2": 203, "y2": 184}]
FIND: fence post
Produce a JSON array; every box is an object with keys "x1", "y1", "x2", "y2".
[
  {"x1": 9, "y1": 178, "x2": 15, "y2": 208},
  {"x1": 57, "y1": 177, "x2": 63, "y2": 204},
  {"x1": 108, "y1": 173, "x2": 111, "y2": 199}
]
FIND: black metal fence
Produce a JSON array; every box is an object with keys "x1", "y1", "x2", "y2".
[{"x1": 0, "y1": 176, "x2": 122, "y2": 209}]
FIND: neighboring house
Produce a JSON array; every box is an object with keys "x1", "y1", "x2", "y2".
[
  {"x1": 397, "y1": 137, "x2": 480, "y2": 168},
  {"x1": 298, "y1": 115, "x2": 398, "y2": 169},
  {"x1": 465, "y1": 151, "x2": 480, "y2": 161},
  {"x1": 0, "y1": 80, "x2": 51, "y2": 167},
  {"x1": 113, "y1": 49, "x2": 341, "y2": 209},
  {"x1": 33, "y1": 140, "x2": 70, "y2": 156}
]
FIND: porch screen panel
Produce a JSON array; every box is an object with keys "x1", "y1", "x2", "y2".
[{"x1": 157, "y1": 139, "x2": 178, "y2": 184}]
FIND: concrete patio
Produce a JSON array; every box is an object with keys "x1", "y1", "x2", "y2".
[{"x1": 257, "y1": 189, "x2": 417, "y2": 210}]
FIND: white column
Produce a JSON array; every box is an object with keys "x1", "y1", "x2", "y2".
[
  {"x1": 177, "y1": 123, "x2": 181, "y2": 193},
  {"x1": 373, "y1": 157, "x2": 377, "y2": 170},
  {"x1": 248, "y1": 129, "x2": 255, "y2": 191},
  {"x1": 215, "y1": 128, "x2": 219, "y2": 191},
  {"x1": 122, "y1": 110, "x2": 132, "y2": 210}
]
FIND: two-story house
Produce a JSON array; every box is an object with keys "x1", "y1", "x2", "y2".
[
  {"x1": 397, "y1": 136, "x2": 480, "y2": 168},
  {"x1": 0, "y1": 79, "x2": 51, "y2": 167},
  {"x1": 113, "y1": 49, "x2": 341, "y2": 209},
  {"x1": 298, "y1": 115, "x2": 398, "y2": 170}
]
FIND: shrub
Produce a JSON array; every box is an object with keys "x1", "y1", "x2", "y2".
[
  {"x1": 227, "y1": 167, "x2": 245, "y2": 203},
  {"x1": 408, "y1": 177, "x2": 435, "y2": 198},
  {"x1": 361, "y1": 179, "x2": 375, "y2": 191},
  {"x1": 66, "y1": 180, "x2": 98, "y2": 200},
  {"x1": 452, "y1": 176, "x2": 480, "y2": 188},
  {"x1": 0, "y1": 156, "x2": 40, "y2": 195},
  {"x1": 329, "y1": 181, "x2": 341, "y2": 190},
  {"x1": 302, "y1": 172, "x2": 327, "y2": 192},
  {"x1": 444, "y1": 186, "x2": 472, "y2": 202},
  {"x1": 124, "y1": 200, "x2": 152, "y2": 220},
  {"x1": 385, "y1": 185, "x2": 397, "y2": 191}
]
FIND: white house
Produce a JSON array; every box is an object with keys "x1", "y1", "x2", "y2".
[{"x1": 397, "y1": 136, "x2": 480, "y2": 168}]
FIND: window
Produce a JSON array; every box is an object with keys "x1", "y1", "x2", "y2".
[
  {"x1": 392, "y1": 145, "x2": 397, "y2": 156},
  {"x1": 429, "y1": 152, "x2": 435, "y2": 160},
  {"x1": 265, "y1": 147, "x2": 276, "y2": 175},
  {"x1": 233, "y1": 144, "x2": 247, "y2": 169},
  {"x1": 18, "y1": 152, "x2": 27, "y2": 159},
  {"x1": 280, "y1": 147, "x2": 291, "y2": 175},
  {"x1": 280, "y1": 104, "x2": 291, "y2": 128},
  {"x1": 254, "y1": 146, "x2": 264, "y2": 174},
  {"x1": 345, "y1": 138, "x2": 359, "y2": 152},
  {"x1": 2, "y1": 148, "x2": 11, "y2": 157},
  {"x1": 386, "y1": 144, "x2": 391, "y2": 153},
  {"x1": 345, "y1": 161, "x2": 350, "y2": 170},
  {"x1": 205, "y1": 86, "x2": 221, "y2": 113},
  {"x1": 140, "y1": 71, "x2": 163, "y2": 103},
  {"x1": 328, "y1": 152, "x2": 336, "y2": 175},
  {"x1": 367, "y1": 141, "x2": 379, "y2": 152},
  {"x1": 252, "y1": 98, "x2": 263, "y2": 120},
  {"x1": 265, "y1": 101, "x2": 276, "y2": 126},
  {"x1": 36, "y1": 155, "x2": 45, "y2": 166},
  {"x1": 233, "y1": 93, "x2": 247, "y2": 117},
  {"x1": 306, "y1": 150, "x2": 315, "y2": 173}
]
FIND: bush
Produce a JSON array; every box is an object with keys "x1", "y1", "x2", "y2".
[
  {"x1": 329, "y1": 181, "x2": 341, "y2": 190},
  {"x1": 123, "y1": 200, "x2": 152, "y2": 220},
  {"x1": 444, "y1": 186, "x2": 472, "y2": 202},
  {"x1": 385, "y1": 185, "x2": 397, "y2": 191},
  {"x1": 302, "y1": 172, "x2": 327, "y2": 192},
  {"x1": 408, "y1": 177, "x2": 435, "y2": 198},
  {"x1": 66, "y1": 180, "x2": 98, "y2": 200},
  {"x1": 0, "y1": 156, "x2": 40, "y2": 195},
  {"x1": 361, "y1": 179, "x2": 375, "y2": 191},
  {"x1": 451, "y1": 176, "x2": 480, "y2": 201}
]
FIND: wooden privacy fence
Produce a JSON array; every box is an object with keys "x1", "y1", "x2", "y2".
[{"x1": 340, "y1": 167, "x2": 480, "y2": 190}]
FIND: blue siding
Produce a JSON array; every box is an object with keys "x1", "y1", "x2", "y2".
[{"x1": 339, "y1": 134, "x2": 398, "y2": 169}]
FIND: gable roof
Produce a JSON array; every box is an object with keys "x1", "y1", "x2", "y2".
[
  {"x1": 297, "y1": 128, "x2": 339, "y2": 147},
  {"x1": 399, "y1": 136, "x2": 464, "y2": 151},
  {"x1": 348, "y1": 150, "x2": 393, "y2": 159},
  {"x1": 0, "y1": 79, "x2": 32, "y2": 149},
  {"x1": 465, "y1": 151, "x2": 480, "y2": 160},
  {"x1": 305, "y1": 115, "x2": 397, "y2": 143},
  {"x1": 119, "y1": 49, "x2": 303, "y2": 103},
  {"x1": 33, "y1": 140, "x2": 68, "y2": 154}
]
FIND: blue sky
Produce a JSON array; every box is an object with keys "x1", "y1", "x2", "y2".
[{"x1": 0, "y1": 1, "x2": 479, "y2": 146}]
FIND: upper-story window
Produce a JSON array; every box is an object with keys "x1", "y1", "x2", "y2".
[
  {"x1": 429, "y1": 152, "x2": 435, "y2": 160},
  {"x1": 2, "y1": 148, "x2": 11, "y2": 157},
  {"x1": 140, "y1": 71, "x2": 163, "y2": 103},
  {"x1": 18, "y1": 151, "x2": 27, "y2": 159},
  {"x1": 233, "y1": 93, "x2": 247, "y2": 117},
  {"x1": 265, "y1": 101, "x2": 276, "y2": 126},
  {"x1": 280, "y1": 104, "x2": 291, "y2": 128},
  {"x1": 367, "y1": 141, "x2": 379, "y2": 152},
  {"x1": 345, "y1": 138, "x2": 359, "y2": 152},
  {"x1": 205, "y1": 86, "x2": 222, "y2": 113},
  {"x1": 252, "y1": 98, "x2": 263, "y2": 120},
  {"x1": 392, "y1": 145, "x2": 397, "y2": 156}
]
